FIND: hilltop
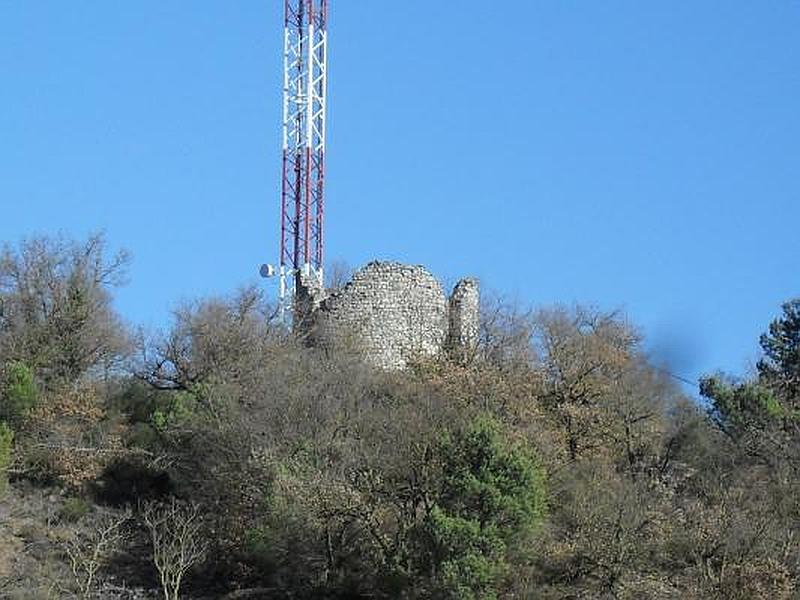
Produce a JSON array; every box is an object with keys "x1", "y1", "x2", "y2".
[{"x1": 1, "y1": 232, "x2": 799, "y2": 599}]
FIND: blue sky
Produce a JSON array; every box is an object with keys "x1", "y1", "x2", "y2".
[{"x1": 1, "y1": 2, "x2": 798, "y2": 387}]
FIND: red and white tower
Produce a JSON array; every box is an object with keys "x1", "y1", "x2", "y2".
[{"x1": 277, "y1": 0, "x2": 328, "y2": 317}]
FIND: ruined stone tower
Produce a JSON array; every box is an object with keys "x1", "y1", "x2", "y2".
[
  {"x1": 446, "y1": 278, "x2": 480, "y2": 361},
  {"x1": 297, "y1": 261, "x2": 479, "y2": 369}
]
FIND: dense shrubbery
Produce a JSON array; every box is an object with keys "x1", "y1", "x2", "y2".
[{"x1": 1, "y1": 232, "x2": 800, "y2": 599}]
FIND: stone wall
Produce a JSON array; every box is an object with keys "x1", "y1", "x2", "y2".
[
  {"x1": 447, "y1": 278, "x2": 480, "y2": 361},
  {"x1": 299, "y1": 261, "x2": 479, "y2": 370}
]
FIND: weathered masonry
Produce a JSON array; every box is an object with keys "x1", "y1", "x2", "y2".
[{"x1": 296, "y1": 261, "x2": 479, "y2": 369}]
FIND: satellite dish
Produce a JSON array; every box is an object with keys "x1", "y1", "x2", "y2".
[{"x1": 259, "y1": 264, "x2": 276, "y2": 278}]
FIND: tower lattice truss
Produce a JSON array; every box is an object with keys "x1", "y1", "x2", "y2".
[{"x1": 280, "y1": 0, "x2": 328, "y2": 305}]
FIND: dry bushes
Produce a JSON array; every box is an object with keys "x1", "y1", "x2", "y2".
[{"x1": 16, "y1": 384, "x2": 125, "y2": 490}]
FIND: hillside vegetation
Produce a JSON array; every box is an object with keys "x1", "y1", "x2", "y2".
[{"x1": 1, "y1": 233, "x2": 799, "y2": 599}]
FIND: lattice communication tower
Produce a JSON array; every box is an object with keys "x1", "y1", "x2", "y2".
[{"x1": 263, "y1": 0, "x2": 328, "y2": 318}]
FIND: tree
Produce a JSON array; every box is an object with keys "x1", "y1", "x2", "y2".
[
  {"x1": 0, "y1": 233, "x2": 130, "y2": 386},
  {"x1": 136, "y1": 286, "x2": 279, "y2": 394},
  {"x1": 0, "y1": 360, "x2": 38, "y2": 423},
  {"x1": 141, "y1": 498, "x2": 208, "y2": 600},
  {"x1": 695, "y1": 299, "x2": 800, "y2": 598},
  {"x1": 533, "y1": 306, "x2": 640, "y2": 461},
  {"x1": 324, "y1": 259, "x2": 352, "y2": 293},
  {"x1": 700, "y1": 301, "x2": 800, "y2": 472},
  {"x1": 412, "y1": 416, "x2": 547, "y2": 599},
  {"x1": 64, "y1": 508, "x2": 131, "y2": 599},
  {"x1": 758, "y1": 298, "x2": 800, "y2": 402},
  {"x1": 700, "y1": 376, "x2": 782, "y2": 439},
  {"x1": 478, "y1": 294, "x2": 536, "y2": 369}
]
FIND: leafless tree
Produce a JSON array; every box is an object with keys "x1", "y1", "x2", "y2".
[
  {"x1": 141, "y1": 498, "x2": 208, "y2": 600},
  {"x1": 64, "y1": 508, "x2": 131, "y2": 599},
  {"x1": 479, "y1": 293, "x2": 536, "y2": 368},
  {"x1": 324, "y1": 259, "x2": 352, "y2": 293},
  {"x1": 0, "y1": 232, "x2": 131, "y2": 385},
  {"x1": 135, "y1": 286, "x2": 281, "y2": 393}
]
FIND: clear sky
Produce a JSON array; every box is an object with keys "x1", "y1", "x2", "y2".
[{"x1": 1, "y1": 2, "x2": 798, "y2": 387}]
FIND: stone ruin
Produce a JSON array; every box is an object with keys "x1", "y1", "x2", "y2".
[{"x1": 296, "y1": 261, "x2": 479, "y2": 370}]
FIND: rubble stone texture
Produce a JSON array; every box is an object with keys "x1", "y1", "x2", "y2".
[
  {"x1": 447, "y1": 277, "x2": 480, "y2": 361},
  {"x1": 299, "y1": 261, "x2": 479, "y2": 370}
]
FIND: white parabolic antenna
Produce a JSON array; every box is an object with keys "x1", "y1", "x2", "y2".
[{"x1": 259, "y1": 263, "x2": 276, "y2": 278}]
